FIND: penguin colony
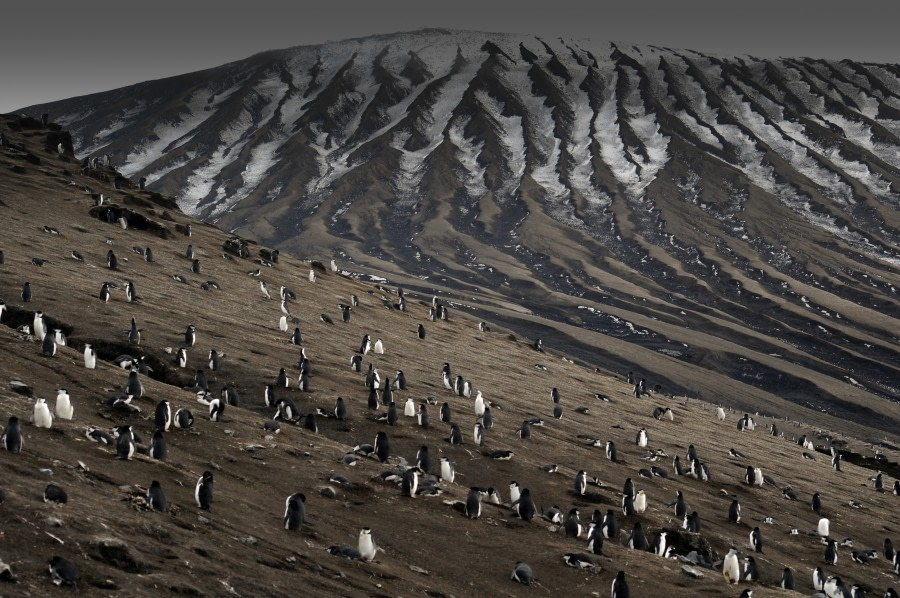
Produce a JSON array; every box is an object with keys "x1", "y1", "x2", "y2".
[{"x1": 0, "y1": 116, "x2": 897, "y2": 595}]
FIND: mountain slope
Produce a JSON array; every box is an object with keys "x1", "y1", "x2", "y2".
[
  {"x1": 17, "y1": 29, "x2": 900, "y2": 433},
  {"x1": 0, "y1": 113, "x2": 898, "y2": 596}
]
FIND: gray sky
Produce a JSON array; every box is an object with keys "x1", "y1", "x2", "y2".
[{"x1": 2, "y1": 0, "x2": 898, "y2": 113}]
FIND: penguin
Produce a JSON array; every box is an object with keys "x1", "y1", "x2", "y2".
[
  {"x1": 627, "y1": 522, "x2": 647, "y2": 550},
  {"x1": 513, "y1": 488, "x2": 536, "y2": 521},
  {"x1": 482, "y1": 406, "x2": 493, "y2": 429},
  {"x1": 126, "y1": 370, "x2": 143, "y2": 398},
  {"x1": 651, "y1": 531, "x2": 668, "y2": 556},
  {"x1": 276, "y1": 367, "x2": 289, "y2": 388},
  {"x1": 373, "y1": 339, "x2": 384, "y2": 354},
  {"x1": 606, "y1": 441, "x2": 617, "y2": 462},
  {"x1": 44, "y1": 483, "x2": 68, "y2": 504},
  {"x1": 552, "y1": 403, "x2": 563, "y2": 419},
  {"x1": 381, "y1": 383, "x2": 393, "y2": 407},
  {"x1": 297, "y1": 371, "x2": 310, "y2": 392},
  {"x1": 275, "y1": 398, "x2": 299, "y2": 422},
  {"x1": 448, "y1": 423, "x2": 463, "y2": 445},
  {"x1": 417, "y1": 323, "x2": 425, "y2": 339},
  {"x1": 780, "y1": 567, "x2": 794, "y2": 590},
  {"x1": 41, "y1": 332, "x2": 57, "y2": 357},
  {"x1": 34, "y1": 398, "x2": 53, "y2": 428},
  {"x1": 474, "y1": 421, "x2": 484, "y2": 446},
  {"x1": 885, "y1": 538, "x2": 895, "y2": 561},
  {"x1": 728, "y1": 499, "x2": 741, "y2": 524},
  {"x1": 309, "y1": 268, "x2": 316, "y2": 283},
  {"x1": 723, "y1": 547, "x2": 740, "y2": 584},
  {"x1": 52, "y1": 329, "x2": 67, "y2": 347},
  {"x1": 145, "y1": 247, "x2": 154, "y2": 262},
  {"x1": 359, "y1": 334, "x2": 371, "y2": 355},
  {"x1": 587, "y1": 523, "x2": 604, "y2": 555},
  {"x1": 349, "y1": 353, "x2": 361, "y2": 372},
  {"x1": 209, "y1": 398, "x2": 225, "y2": 422},
  {"x1": 636, "y1": 427, "x2": 648, "y2": 447},
  {"x1": 824, "y1": 577, "x2": 850, "y2": 598},
  {"x1": 395, "y1": 370, "x2": 407, "y2": 390},
  {"x1": 416, "y1": 446, "x2": 430, "y2": 473},
  {"x1": 742, "y1": 556, "x2": 759, "y2": 581},
  {"x1": 106, "y1": 249, "x2": 118, "y2": 269},
  {"x1": 684, "y1": 511, "x2": 700, "y2": 533},
  {"x1": 334, "y1": 396, "x2": 347, "y2": 420},
  {"x1": 601, "y1": 509, "x2": 618, "y2": 539},
  {"x1": 351, "y1": 294, "x2": 359, "y2": 307},
  {"x1": 174, "y1": 408, "x2": 194, "y2": 429},
  {"x1": 874, "y1": 472, "x2": 884, "y2": 492},
  {"x1": 284, "y1": 493, "x2": 306, "y2": 530},
  {"x1": 83, "y1": 344, "x2": 96, "y2": 369},
  {"x1": 260, "y1": 281, "x2": 271, "y2": 299},
  {"x1": 184, "y1": 324, "x2": 196, "y2": 347},
  {"x1": 264, "y1": 385, "x2": 276, "y2": 408},
  {"x1": 129, "y1": 317, "x2": 140, "y2": 345},
  {"x1": 673, "y1": 490, "x2": 687, "y2": 518},
  {"x1": 564, "y1": 508, "x2": 583, "y2": 538},
  {"x1": 753, "y1": 466, "x2": 763, "y2": 486},
  {"x1": 54, "y1": 389, "x2": 73, "y2": 420},
  {"x1": 194, "y1": 369, "x2": 209, "y2": 392},
  {"x1": 716, "y1": 406, "x2": 726, "y2": 420},
  {"x1": 517, "y1": 420, "x2": 531, "y2": 440},
  {"x1": 465, "y1": 488, "x2": 482, "y2": 518},
  {"x1": 48, "y1": 556, "x2": 79, "y2": 587},
  {"x1": 437, "y1": 402, "x2": 451, "y2": 424},
  {"x1": 623, "y1": 478, "x2": 635, "y2": 498},
  {"x1": 750, "y1": 527, "x2": 763, "y2": 553},
  {"x1": 818, "y1": 517, "x2": 830, "y2": 538},
  {"x1": 813, "y1": 566, "x2": 825, "y2": 591},
  {"x1": 176, "y1": 348, "x2": 187, "y2": 368},
  {"x1": 374, "y1": 431, "x2": 390, "y2": 462},
  {"x1": 454, "y1": 375, "x2": 465, "y2": 396},
  {"x1": 611, "y1": 570, "x2": 629, "y2": 598},
  {"x1": 400, "y1": 468, "x2": 418, "y2": 498},
  {"x1": 440, "y1": 458, "x2": 455, "y2": 483},
  {"x1": 116, "y1": 425, "x2": 136, "y2": 460},
  {"x1": 358, "y1": 528, "x2": 381, "y2": 562},
  {"x1": 99, "y1": 282, "x2": 111, "y2": 302},
  {"x1": 22, "y1": 281, "x2": 32, "y2": 302},
  {"x1": 148, "y1": 480, "x2": 167, "y2": 511},
  {"x1": 744, "y1": 465, "x2": 756, "y2": 485},
  {"x1": 575, "y1": 470, "x2": 587, "y2": 496},
  {"x1": 474, "y1": 391, "x2": 486, "y2": 417},
  {"x1": 634, "y1": 490, "x2": 647, "y2": 513},
  {"x1": 208, "y1": 350, "x2": 219, "y2": 371},
  {"x1": 811, "y1": 492, "x2": 822, "y2": 514},
  {"x1": 195, "y1": 471, "x2": 214, "y2": 510},
  {"x1": 367, "y1": 388, "x2": 379, "y2": 410},
  {"x1": 511, "y1": 561, "x2": 534, "y2": 586},
  {"x1": 123, "y1": 280, "x2": 138, "y2": 303},
  {"x1": 402, "y1": 398, "x2": 415, "y2": 418},
  {"x1": 832, "y1": 452, "x2": 842, "y2": 471},
  {"x1": 1, "y1": 416, "x2": 23, "y2": 452},
  {"x1": 544, "y1": 506, "x2": 563, "y2": 524},
  {"x1": 825, "y1": 538, "x2": 838, "y2": 565},
  {"x1": 149, "y1": 429, "x2": 167, "y2": 460},
  {"x1": 463, "y1": 380, "x2": 473, "y2": 398}
]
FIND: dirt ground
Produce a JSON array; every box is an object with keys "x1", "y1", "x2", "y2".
[{"x1": 0, "y1": 115, "x2": 897, "y2": 596}]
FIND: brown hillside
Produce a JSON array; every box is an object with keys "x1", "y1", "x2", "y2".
[{"x1": 0, "y1": 115, "x2": 897, "y2": 597}]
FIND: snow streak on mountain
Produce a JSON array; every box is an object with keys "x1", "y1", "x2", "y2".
[{"x1": 25, "y1": 30, "x2": 900, "y2": 429}]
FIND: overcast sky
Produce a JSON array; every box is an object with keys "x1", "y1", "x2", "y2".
[{"x1": 2, "y1": 0, "x2": 899, "y2": 112}]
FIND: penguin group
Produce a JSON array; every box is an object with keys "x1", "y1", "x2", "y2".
[{"x1": 0, "y1": 118, "x2": 897, "y2": 597}]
